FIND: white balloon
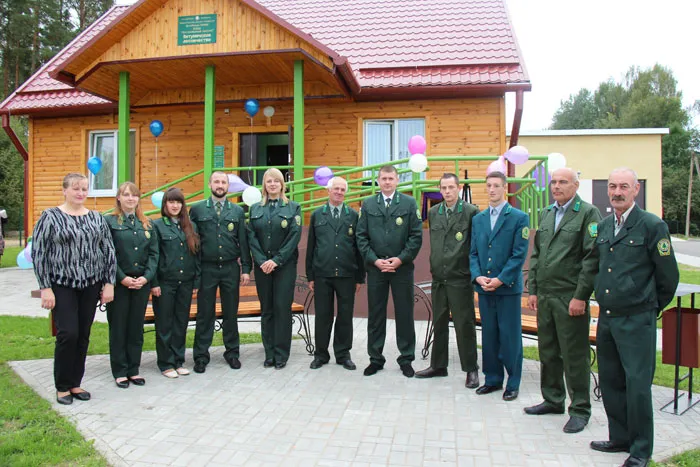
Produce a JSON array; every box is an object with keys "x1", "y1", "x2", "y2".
[
  {"x1": 547, "y1": 153, "x2": 567, "y2": 172},
  {"x1": 263, "y1": 106, "x2": 275, "y2": 118},
  {"x1": 408, "y1": 154, "x2": 428, "y2": 173},
  {"x1": 242, "y1": 186, "x2": 262, "y2": 206}
]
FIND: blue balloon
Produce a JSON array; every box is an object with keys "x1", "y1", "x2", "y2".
[
  {"x1": 151, "y1": 191, "x2": 164, "y2": 209},
  {"x1": 244, "y1": 99, "x2": 259, "y2": 118},
  {"x1": 149, "y1": 120, "x2": 164, "y2": 138},
  {"x1": 16, "y1": 250, "x2": 32, "y2": 269},
  {"x1": 87, "y1": 156, "x2": 103, "y2": 175}
]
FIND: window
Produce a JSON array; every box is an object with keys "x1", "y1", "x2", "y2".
[
  {"x1": 363, "y1": 118, "x2": 425, "y2": 180},
  {"x1": 88, "y1": 130, "x2": 135, "y2": 196}
]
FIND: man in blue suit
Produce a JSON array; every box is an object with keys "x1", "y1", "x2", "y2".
[{"x1": 469, "y1": 171, "x2": 530, "y2": 401}]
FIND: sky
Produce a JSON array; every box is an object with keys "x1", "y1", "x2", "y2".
[{"x1": 115, "y1": 0, "x2": 700, "y2": 131}]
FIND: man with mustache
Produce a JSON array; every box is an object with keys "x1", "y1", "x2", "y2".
[{"x1": 590, "y1": 167, "x2": 679, "y2": 467}]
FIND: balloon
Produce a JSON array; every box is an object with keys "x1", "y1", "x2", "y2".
[
  {"x1": 313, "y1": 166, "x2": 334, "y2": 186},
  {"x1": 149, "y1": 120, "x2": 164, "y2": 138},
  {"x1": 151, "y1": 191, "x2": 164, "y2": 209},
  {"x1": 504, "y1": 145, "x2": 529, "y2": 165},
  {"x1": 227, "y1": 174, "x2": 250, "y2": 193},
  {"x1": 242, "y1": 186, "x2": 262, "y2": 206},
  {"x1": 408, "y1": 154, "x2": 428, "y2": 173},
  {"x1": 547, "y1": 153, "x2": 567, "y2": 172},
  {"x1": 16, "y1": 250, "x2": 32, "y2": 269},
  {"x1": 245, "y1": 99, "x2": 259, "y2": 118},
  {"x1": 87, "y1": 156, "x2": 103, "y2": 175},
  {"x1": 486, "y1": 156, "x2": 507, "y2": 175},
  {"x1": 24, "y1": 242, "x2": 32, "y2": 262},
  {"x1": 263, "y1": 106, "x2": 275, "y2": 118},
  {"x1": 534, "y1": 164, "x2": 551, "y2": 191},
  {"x1": 407, "y1": 135, "x2": 427, "y2": 155}
]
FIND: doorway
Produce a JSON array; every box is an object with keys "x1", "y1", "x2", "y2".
[
  {"x1": 591, "y1": 179, "x2": 646, "y2": 217},
  {"x1": 238, "y1": 132, "x2": 290, "y2": 185}
]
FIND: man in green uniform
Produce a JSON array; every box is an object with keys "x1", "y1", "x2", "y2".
[
  {"x1": 189, "y1": 171, "x2": 251, "y2": 373},
  {"x1": 525, "y1": 167, "x2": 601, "y2": 434},
  {"x1": 416, "y1": 173, "x2": 480, "y2": 388},
  {"x1": 590, "y1": 167, "x2": 679, "y2": 467},
  {"x1": 306, "y1": 177, "x2": 365, "y2": 370},
  {"x1": 356, "y1": 165, "x2": 423, "y2": 377}
]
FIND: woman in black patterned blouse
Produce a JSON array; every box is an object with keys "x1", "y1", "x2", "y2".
[{"x1": 32, "y1": 173, "x2": 116, "y2": 405}]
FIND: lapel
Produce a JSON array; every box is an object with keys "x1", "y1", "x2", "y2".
[
  {"x1": 610, "y1": 205, "x2": 640, "y2": 246},
  {"x1": 436, "y1": 203, "x2": 449, "y2": 231},
  {"x1": 163, "y1": 217, "x2": 185, "y2": 241},
  {"x1": 488, "y1": 202, "x2": 510, "y2": 242},
  {"x1": 324, "y1": 203, "x2": 342, "y2": 232},
  {"x1": 554, "y1": 195, "x2": 581, "y2": 234},
  {"x1": 120, "y1": 214, "x2": 138, "y2": 231}
]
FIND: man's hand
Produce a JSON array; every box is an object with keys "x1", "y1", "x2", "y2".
[
  {"x1": 482, "y1": 278, "x2": 503, "y2": 292},
  {"x1": 240, "y1": 274, "x2": 250, "y2": 286},
  {"x1": 355, "y1": 283, "x2": 362, "y2": 293},
  {"x1": 476, "y1": 276, "x2": 491, "y2": 288},
  {"x1": 528, "y1": 295, "x2": 538, "y2": 312},
  {"x1": 151, "y1": 286, "x2": 162, "y2": 297},
  {"x1": 386, "y1": 257, "x2": 402, "y2": 270},
  {"x1": 374, "y1": 259, "x2": 395, "y2": 273},
  {"x1": 569, "y1": 298, "x2": 586, "y2": 317},
  {"x1": 308, "y1": 281, "x2": 314, "y2": 291}
]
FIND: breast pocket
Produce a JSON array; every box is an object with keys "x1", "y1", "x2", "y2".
[
  {"x1": 391, "y1": 210, "x2": 409, "y2": 230},
  {"x1": 277, "y1": 213, "x2": 293, "y2": 230},
  {"x1": 222, "y1": 216, "x2": 240, "y2": 236}
]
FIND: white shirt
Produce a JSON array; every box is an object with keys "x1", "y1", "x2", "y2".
[
  {"x1": 382, "y1": 192, "x2": 396, "y2": 207},
  {"x1": 554, "y1": 196, "x2": 575, "y2": 231},
  {"x1": 614, "y1": 203, "x2": 635, "y2": 236}
]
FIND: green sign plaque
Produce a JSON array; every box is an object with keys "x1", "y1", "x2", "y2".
[
  {"x1": 177, "y1": 14, "x2": 217, "y2": 46},
  {"x1": 213, "y1": 145, "x2": 225, "y2": 168}
]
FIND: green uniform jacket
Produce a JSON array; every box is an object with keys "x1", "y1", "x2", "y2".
[
  {"x1": 595, "y1": 205, "x2": 679, "y2": 316},
  {"x1": 529, "y1": 195, "x2": 601, "y2": 299},
  {"x1": 151, "y1": 217, "x2": 201, "y2": 288},
  {"x1": 189, "y1": 198, "x2": 251, "y2": 273},
  {"x1": 305, "y1": 203, "x2": 365, "y2": 283},
  {"x1": 429, "y1": 199, "x2": 478, "y2": 283},
  {"x1": 247, "y1": 199, "x2": 302, "y2": 267},
  {"x1": 105, "y1": 214, "x2": 159, "y2": 283},
  {"x1": 356, "y1": 192, "x2": 423, "y2": 266}
]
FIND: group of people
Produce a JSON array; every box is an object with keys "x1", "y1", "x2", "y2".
[{"x1": 32, "y1": 164, "x2": 677, "y2": 467}]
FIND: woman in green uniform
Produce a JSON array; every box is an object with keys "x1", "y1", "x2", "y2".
[
  {"x1": 151, "y1": 188, "x2": 200, "y2": 378},
  {"x1": 247, "y1": 168, "x2": 301, "y2": 369},
  {"x1": 105, "y1": 182, "x2": 158, "y2": 388}
]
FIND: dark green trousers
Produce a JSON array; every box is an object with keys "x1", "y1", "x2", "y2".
[
  {"x1": 255, "y1": 261, "x2": 296, "y2": 363},
  {"x1": 153, "y1": 280, "x2": 194, "y2": 371},
  {"x1": 597, "y1": 311, "x2": 657, "y2": 458},
  {"x1": 430, "y1": 280, "x2": 478, "y2": 372},
  {"x1": 106, "y1": 283, "x2": 150, "y2": 378},
  {"x1": 536, "y1": 294, "x2": 591, "y2": 419},
  {"x1": 194, "y1": 262, "x2": 240, "y2": 364},
  {"x1": 313, "y1": 276, "x2": 355, "y2": 363},
  {"x1": 366, "y1": 265, "x2": 416, "y2": 367}
]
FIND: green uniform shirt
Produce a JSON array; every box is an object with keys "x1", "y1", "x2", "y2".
[
  {"x1": 529, "y1": 195, "x2": 601, "y2": 300},
  {"x1": 151, "y1": 217, "x2": 201, "y2": 288},
  {"x1": 189, "y1": 198, "x2": 251, "y2": 273},
  {"x1": 247, "y1": 199, "x2": 302, "y2": 267},
  {"x1": 105, "y1": 214, "x2": 159, "y2": 283},
  {"x1": 428, "y1": 199, "x2": 478, "y2": 282},
  {"x1": 305, "y1": 203, "x2": 365, "y2": 283},
  {"x1": 356, "y1": 192, "x2": 423, "y2": 266}
]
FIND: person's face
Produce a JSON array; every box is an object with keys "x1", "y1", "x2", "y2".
[
  {"x1": 265, "y1": 175, "x2": 282, "y2": 197},
  {"x1": 608, "y1": 171, "x2": 639, "y2": 213},
  {"x1": 117, "y1": 188, "x2": 139, "y2": 212},
  {"x1": 209, "y1": 174, "x2": 228, "y2": 199},
  {"x1": 166, "y1": 199, "x2": 182, "y2": 217},
  {"x1": 378, "y1": 170, "x2": 398, "y2": 195},
  {"x1": 328, "y1": 181, "x2": 346, "y2": 204},
  {"x1": 550, "y1": 169, "x2": 578, "y2": 204},
  {"x1": 439, "y1": 177, "x2": 459, "y2": 205},
  {"x1": 63, "y1": 179, "x2": 88, "y2": 205},
  {"x1": 486, "y1": 177, "x2": 506, "y2": 205}
]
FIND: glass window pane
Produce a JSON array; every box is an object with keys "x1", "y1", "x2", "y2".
[
  {"x1": 91, "y1": 133, "x2": 115, "y2": 192},
  {"x1": 397, "y1": 119, "x2": 426, "y2": 181},
  {"x1": 364, "y1": 122, "x2": 392, "y2": 178}
]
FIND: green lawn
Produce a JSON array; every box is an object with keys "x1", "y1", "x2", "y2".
[{"x1": 0, "y1": 245, "x2": 23, "y2": 268}]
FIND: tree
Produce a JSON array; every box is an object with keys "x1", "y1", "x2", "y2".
[{"x1": 0, "y1": 119, "x2": 26, "y2": 231}]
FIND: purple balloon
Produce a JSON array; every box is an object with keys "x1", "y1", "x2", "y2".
[
  {"x1": 314, "y1": 166, "x2": 334, "y2": 186},
  {"x1": 534, "y1": 164, "x2": 551, "y2": 190},
  {"x1": 227, "y1": 174, "x2": 250, "y2": 193},
  {"x1": 486, "y1": 157, "x2": 507, "y2": 175},
  {"x1": 24, "y1": 242, "x2": 32, "y2": 262},
  {"x1": 504, "y1": 145, "x2": 529, "y2": 165},
  {"x1": 407, "y1": 135, "x2": 427, "y2": 155}
]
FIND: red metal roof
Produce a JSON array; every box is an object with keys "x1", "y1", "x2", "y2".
[{"x1": 1, "y1": 0, "x2": 528, "y2": 114}]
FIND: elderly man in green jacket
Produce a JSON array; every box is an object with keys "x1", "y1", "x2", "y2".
[{"x1": 525, "y1": 167, "x2": 601, "y2": 434}]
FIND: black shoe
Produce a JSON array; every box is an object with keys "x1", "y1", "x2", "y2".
[
  {"x1": 263, "y1": 359, "x2": 275, "y2": 368},
  {"x1": 400, "y1": 363, "x2": 415, "y2": 378},
  {"x1": 589, "y1": 440, "x2": 630, "y2": 453},
  {"x1": 128, "y1": 377, "x2": 145, "y2": 386},
  {"x1": 524, "y1": 402, "x2": 565, "y2": 415},
  {"x1": 115, "y1": 378, "x2": 129, "y2": 389},
  {"x1": 502, "y1": 389, "x2": 519, "y2": 401},
  {"x1": 226, "y1": 357, "x2": 241, "y2": 370},
  {"x1": 70, "y1": 390, "x2": 91, "y2": 401},
  {"x1": 310, "y1": 358, "x2": 327, "y2": 369},
  {"x1": 363, "y1": 363, "x2": 383, "y2": 376},
  {"x1": 465, "y1": 370, "x2": 480, "y2": 389},
  {"x1": 475, "y1": 384, "x2": 502, "y2": 395},
  {"x1": 415, "y1": 367, "x2": 448, "y2": 378},
  {"x1": 56, "y1": 393, "x2": 73, "y2": 405},
  {"x1": 337, "y1": 359, "x2": 356, "y2": 371},
  {"x1": 193, "y1": 361, "x2": 206, "y2": 374},
  {"x1": 563, "y1": 416, "x2": 588, "y2": 433},
  {"x1": 275, "y1": 362, "x2": 287, "y2": 370},
  {"x1": 622, "y1": 456, "x2": 650, "y2": 467}
]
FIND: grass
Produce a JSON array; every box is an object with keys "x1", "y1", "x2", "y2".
[
  {"x1": 0, "y1": 245, "x2": 23, "y2": 268},
  {"x1": 0, "y1": 315, "x2": 262, "y2": 466}
]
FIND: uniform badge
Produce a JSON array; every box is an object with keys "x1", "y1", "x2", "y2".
[
  {"x1": 358, "y1": 210, "x2": 362, "y2": 219},
  {"x1": 455, "y1": 232, "x2": 463, "y2": 241},
  {"x1": 657, "y1": 238, "x2": 671, "y2": 256},
  {"x1": 416, "y1": 208, "x2": 421, "y2": 219},
  {"x1": 396, "y1": 217, "x2": 403, "y2": 226},
  {"x1": 281, "y1": 219, "x2": 288, "y2": 228},
  {"x1": 145, "y1": 231, "x2": 151, "y2": 239},
  {"x1": 228, "y1": 223, "x2": 234, "y2": 232},
  {"x1": 348, "y1": 227, "x2": 354, "y2": 236},
  {"x1": 588, "y1": 222, "x2": 598, "y2": 238},
  {"x1": 521, "y1": 226, "x2": 530, "y2": 239},
  {"x1": 295, "y1": 215, "x2": 301, "y2": 225}
]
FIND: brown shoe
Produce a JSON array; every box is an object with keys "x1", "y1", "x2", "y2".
[{"x1": 465, "y1": 370, "x2": 479, "y2": 389}]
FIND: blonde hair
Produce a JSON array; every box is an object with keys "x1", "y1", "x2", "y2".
[
  {"x1": 261, "y1": 168, "x2": 289, "y2": 205},
  {"x1": 113, "y1": 182, "x2": 151, "y2": 229},
  {"x1": 63, "y1": 172, "x2": 88, "y2": 188}
]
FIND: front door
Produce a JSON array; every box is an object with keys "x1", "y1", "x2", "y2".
[{"x1": 238, "y1": 132, "x2": 289, "y2": 185}]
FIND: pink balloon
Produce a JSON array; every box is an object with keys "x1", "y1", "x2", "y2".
[
  {"x1": 407, "y1": 135, "x2": 427, "y2": 155},
  {"x1": 504, "y1": 145, "x2": 529, "y2": 165},
  {"x1": 486, "y1": 158, "x2": 507, "y2": 175}
]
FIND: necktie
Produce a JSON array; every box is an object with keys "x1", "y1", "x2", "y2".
[
  {"x1": 490, "y1": 207, "x2": 498, "y2": 229},
  {"x1": 215, "y1": 202, "x2": 222, "y2": 217},
  {"x1": 128, "y1": 214, "x2": 135, "y2": 225},
  {"x1": 615, "y1": 214, "x2": 625, "y2": 235},
  {"x1": 385, "y1": 198, "x2": 391, "y2": 209},
  {"x1": 446, "y1": 208, "x2": 452, "y2": 219},
  {"x1": 333, "y1": 207, "x2": 339, "y2": 219}
]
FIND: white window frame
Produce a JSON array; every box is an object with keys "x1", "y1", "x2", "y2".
[
  {"x1": 87, "y1": 129, "x2": 134, "y2": 197},
  {"x1": 363, "y1": 118, "x2": 426, "y2": 180}
]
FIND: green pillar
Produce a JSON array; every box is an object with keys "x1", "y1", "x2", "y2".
[
  {"x1": 204, "y1": 65, "x2": 216, "y2": 198},
  {"x1": 118, "y1": 71, "x2": 130, "y2": 184},
  {"x1": 293, "y1": 60, "x2": 304, "y2": 204}
]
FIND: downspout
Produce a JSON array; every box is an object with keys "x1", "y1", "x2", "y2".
[
  {"x1": 1, "y1": 112, "x2": 30, "y2": 242},
  {"x1": 508, "y1": 89, "x2": 524, "y2": 205}
]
